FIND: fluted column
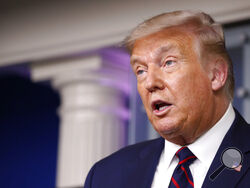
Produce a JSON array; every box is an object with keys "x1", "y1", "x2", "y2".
[{"x1": 31, "y1": 55, "x2": 130, "y2": 187}]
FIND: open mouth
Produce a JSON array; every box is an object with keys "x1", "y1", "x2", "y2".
[{"x1": 152, "y1": 100, "x2": 172, "y2": 112}]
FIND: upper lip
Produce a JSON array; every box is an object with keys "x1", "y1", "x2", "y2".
[{"x1": 151, "y1": 99, "x2": 172, "y2": 111}]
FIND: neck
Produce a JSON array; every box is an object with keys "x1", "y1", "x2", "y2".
[
  {"x1": 170, "y1": 96, "x2": 230, "y2": 146},
  {"x1": 191, "y1": 96, "x2": 230, "y2": 144}
]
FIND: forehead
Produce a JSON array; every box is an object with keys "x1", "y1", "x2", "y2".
[{"x1": 131, "y1": 27, "x2": 197, "y2": 60}]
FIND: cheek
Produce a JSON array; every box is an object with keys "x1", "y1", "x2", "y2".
[
  {"x1": 137, "y1": 84, "x2": 149, "y2": 107},
  {"x1": 170, "y1": 71, "x2": 210, "y2": 108},
  {"x1": 167, "y1": 73, "x2": 194, "y2": 98},
  {"x1": 137, "y1": 83, "x2": 145, "y2": 98}
]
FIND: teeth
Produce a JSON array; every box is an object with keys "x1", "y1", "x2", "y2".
[{"x1": 159, "y1": 106, "x2": 168, "y2": 111}]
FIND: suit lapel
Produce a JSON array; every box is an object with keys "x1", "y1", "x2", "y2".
[
  {"x1": 124, "y1": 138, "x2": 164, "y2": 188},
  {"x1": 202, "y1": 110, "x2": 250, "y2": 188},
  {"x1": 122, "y1": 110, "x2": 250, "y2": 188}
]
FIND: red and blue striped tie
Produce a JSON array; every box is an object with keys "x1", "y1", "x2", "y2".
[{"x1": 169, "y1": 147, "x2": 197, "y2": 188}]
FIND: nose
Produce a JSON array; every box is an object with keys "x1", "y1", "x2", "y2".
[{"x1": 145, "y1": 65, "x2": 164, "y2": 92}]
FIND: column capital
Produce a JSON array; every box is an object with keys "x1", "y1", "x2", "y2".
[
  {"x1": 31, "y1": 55, "x2": 101, "y2": 81},
  {"x1": 31, "y1": 54, "x2": 130, "y2": 95}
]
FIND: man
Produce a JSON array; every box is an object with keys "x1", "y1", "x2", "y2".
[{"x1": 84, "y1": 10, "x2": 250, "y2": 188}]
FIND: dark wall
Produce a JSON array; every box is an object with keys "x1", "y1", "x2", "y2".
[
  {"x1": 228, "y1": 47, "x2": 243, "y2": 113},
  {"x1": 0, "y1": 74, "x2": 60, "y2": 188}
]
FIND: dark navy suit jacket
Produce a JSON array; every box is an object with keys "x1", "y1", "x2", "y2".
[{"x1": 84, "y1": 110, "x2": 250, "y2": 188}]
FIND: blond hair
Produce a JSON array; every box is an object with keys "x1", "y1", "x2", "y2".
[{"x1": 124, "y1": 10, "x2": 234, "y2": 100}]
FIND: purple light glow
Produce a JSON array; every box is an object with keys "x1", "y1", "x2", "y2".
[
  {"x1": 0, "y1": 63, "x2": 31, "y2": 78},
  {"x1": 99, "y1": 47, "x2": 132, "y2": 94},
  {"x1": 99, "y1": 47, "x2": 131, "y2": 69},
  {"x1": 96, "y1": 68, "x2": 131, "y2": 95},
  {"x1": 99, "y1": 106, "x2": 130, "y2": 120}
]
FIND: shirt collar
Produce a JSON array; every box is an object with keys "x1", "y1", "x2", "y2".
[{"x1": 164, "y1": 103, "x2": 235, "y2": 169}]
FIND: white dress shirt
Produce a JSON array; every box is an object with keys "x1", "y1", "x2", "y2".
[{"x1": 151, "y1": 103, "x2": 235, "y2": 188}]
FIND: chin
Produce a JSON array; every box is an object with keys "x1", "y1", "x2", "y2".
[{"x1": 153, "y1": 118, "x2": 181, "y2": 136}]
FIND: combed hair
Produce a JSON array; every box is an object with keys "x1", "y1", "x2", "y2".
[{"x1": 123, "y1": 10, "x2": 234, "y2": 100}]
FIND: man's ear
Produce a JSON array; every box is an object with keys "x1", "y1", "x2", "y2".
[{"x1": 207, "y1": 58, "x2": 228, "y2": 91}]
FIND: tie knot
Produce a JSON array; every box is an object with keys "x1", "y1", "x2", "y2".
[{"x1": 176, "y1": 147, "x2": 196, "y2": 165}]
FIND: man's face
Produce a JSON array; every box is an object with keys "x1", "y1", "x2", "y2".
[{"x1": 131, "y1": 27, "x2": 215, "y2": 145}]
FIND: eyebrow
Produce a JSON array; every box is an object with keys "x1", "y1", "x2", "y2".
[
  {"x1": 156, "y1": 43, "x2": 178, "y2": 55},
  {"x1": 130, "y1": 43, "x2": 178, "y2": 66},
  {"x1": 130, "y1": 55, "x2": 144, "y2": 66}
]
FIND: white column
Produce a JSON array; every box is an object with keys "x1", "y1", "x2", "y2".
[{"x1": 31, "y1": 55, "x2": 129, "y2": 187}]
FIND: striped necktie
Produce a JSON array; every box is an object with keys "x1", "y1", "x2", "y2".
[{"x1": 169, "y1": 147, "x2": 197, "y2": 188}]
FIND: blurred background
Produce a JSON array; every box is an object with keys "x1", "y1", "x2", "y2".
[{"x1": 1, "y1": 0, "x2": 250, "y2": 187}]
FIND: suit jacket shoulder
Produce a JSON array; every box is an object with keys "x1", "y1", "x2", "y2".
[
  {"x1": 84, "y1": 137, "x2": 164, "y2": 188},
  {"x1": 84, "y1": 109, "x2": 250, "y2": 188}
]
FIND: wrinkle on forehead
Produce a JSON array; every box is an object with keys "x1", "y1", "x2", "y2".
[
  {"x1": 131, "y1": 27, "x2": 201, "y2": 67},
  {"x1": 131, "y1": 43, "x2": 180, "y2": 65}
]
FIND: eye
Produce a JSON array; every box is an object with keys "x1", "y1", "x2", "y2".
[
  {"x1": 164, "y1": 60, "x2": 176, "y2": 67},
  {"x1": 136, "y1": 69, "x2": 145, "y2": 75}
]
